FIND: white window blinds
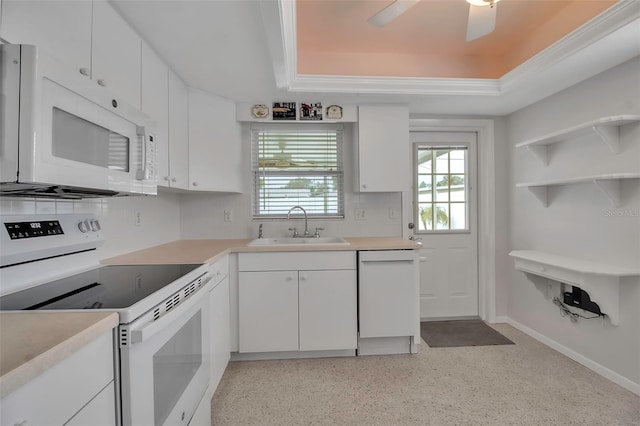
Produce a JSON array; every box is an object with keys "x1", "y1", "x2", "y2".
[{"x1": 252, "y1": 127, "x2": 345, "y2": 218}]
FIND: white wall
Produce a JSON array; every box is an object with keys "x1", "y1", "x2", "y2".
[
  {"x1": 179, "y1": 123, "x2": 403, "y2": 239},
  {"x1": 507, "y1": 57, "x2": 640, "y2": 388},
  {"x1": 0, "y1": 191, "x2": 182, "y2": 260}
]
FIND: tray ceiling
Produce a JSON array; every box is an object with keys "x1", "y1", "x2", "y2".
[{"x1": 296, "y1": 0, "x2": 617, "y2": 79}]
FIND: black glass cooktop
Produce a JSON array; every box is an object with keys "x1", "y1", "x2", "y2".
[{"x1": 0, "y1": 264, "x2": 202, "y2": 311}]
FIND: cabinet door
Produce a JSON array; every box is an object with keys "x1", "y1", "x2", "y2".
[
  {"x1": 167, "y1": 70, "x2": 190, "y2": 189},
  {"x1": 299, "y1": 270, "x2": 357, "y2": 351},
  {"x1": 188, "y1": 89, "x2": 243, "y2": 192},
  {"x1": 210, "y1": 276, "x2": 230, "y2": 390},
  {"x1": 355, "y1": 105, "x2": 410, "y2": 192},
  {"x1": 91, "y1": 0, "x2": 141, "y2": 109},
  {"x1": 141, "y1": 42, "x2": 169, "y2": 187},
  {"x1": 238, "y1": 271, "x2": 298, "y2": 353},
  {"x1": 0, "y1": 0, "x2": 92, "y2": 77}
]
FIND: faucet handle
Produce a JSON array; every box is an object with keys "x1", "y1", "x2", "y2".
[
  {"x1": 288, "y1": 227, "x2": 298, "y2": 237},
  {"x1": 314, "y1": 227, "x2": 324, "y2": 237}
]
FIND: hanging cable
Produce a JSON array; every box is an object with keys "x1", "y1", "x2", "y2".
[{"x1": 552, "y1": 297, "x2": 604, "y2": 322}]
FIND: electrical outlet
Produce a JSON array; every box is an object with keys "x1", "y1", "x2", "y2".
[
  {"x1": 224, "y1": 210, "x2": 233, "y2": 222},
  {"x1": 134, "y1": 211, "x2": 142, "y2": 227},
  {"x1": 355, "y1": 208, "x2": 366, "y2": 221}
]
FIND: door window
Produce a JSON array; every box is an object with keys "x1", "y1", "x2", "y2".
[{"x1": 415, "y1": 145, "x2": 469, "y2": 232}]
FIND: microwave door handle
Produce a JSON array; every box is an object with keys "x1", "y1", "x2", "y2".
[
  {"x1": 136, "y1": 125, "x2": 150, "y2": 181},
  {"x1": 129, "y1": 276, "x2": 213, "y2": 344}
]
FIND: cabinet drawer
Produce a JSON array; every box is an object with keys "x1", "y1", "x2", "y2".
[
  {"x1": 239, "y1": 251, "x2": 355, "y2": 271},
  {"x1": 66, "y1": 382, "x2": 116, "y2": 426},
  {"x1": 209, "y1": 255, "x2": 229, "y2": 286},
  {"x1": 1, "y1": 331, "x2": 114, "y2": 426}
]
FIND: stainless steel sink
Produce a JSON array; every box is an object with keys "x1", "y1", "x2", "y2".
[{"x1": 247, "y1": 236, "x2": 350, "y2": 247}]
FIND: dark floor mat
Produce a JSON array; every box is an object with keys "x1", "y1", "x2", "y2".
[{"x1": 420, "y1": 319, "x2": 514, "y2": 347}]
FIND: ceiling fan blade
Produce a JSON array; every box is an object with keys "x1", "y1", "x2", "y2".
[
  {"x1": 466, "y1": 3, "x2": 497, "y2": 41},
  {"x1": 368, "y1": 0, "x2": 421, "y2": 27}
]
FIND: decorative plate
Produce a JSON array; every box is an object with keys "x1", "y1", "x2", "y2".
[
  {"x1": 326, "y1": 105, "x2": 343, "y2": 120},
  {"x1": 252, "y1": 104, "x2": 269, "y2": 119}
]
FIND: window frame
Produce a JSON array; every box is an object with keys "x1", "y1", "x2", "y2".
[
  {"x1": 251, "y1": 123, "x2": 345, "y2": 220},
  {"x1": 413, "y1": 142, "x2": 471, "y2": 234}
]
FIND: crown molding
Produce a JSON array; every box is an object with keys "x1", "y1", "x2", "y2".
[
  {"x1": 499, "y1": 0, "x2": 640, "y2": 93},
  {"x1": 264, "y1": 0, "x2": 639, "y2": 102}
]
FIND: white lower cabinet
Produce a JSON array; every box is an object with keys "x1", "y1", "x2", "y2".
[
  {"x1": 298, "y1": 269, "x2": 357, "y2": 351},
  {"x1": 0, "y1": 331, "x2": 115, "y2": 426},
  {"x1": 239, "y1": 270, "x2": 299, "y2": 353},
  {"x1": 209, "y1": 256, "x2": 231, "y2": 390},
  {"x1": 238, "y1": 252, "x2": 357, "y2": 354}
]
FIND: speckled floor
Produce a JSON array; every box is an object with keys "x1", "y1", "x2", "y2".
[{"x1": 211, "y1": 324, "x2": 640, "y2": 425}]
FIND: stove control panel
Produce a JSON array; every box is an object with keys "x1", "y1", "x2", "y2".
[
  {"x1": 1, "y1": 214, "x2": 104, "y2": 267},
  {"x1": 5, "y1": 220, "x2": 65, "y2": 240}
]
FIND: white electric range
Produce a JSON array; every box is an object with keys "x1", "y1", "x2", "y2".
[{"x1": 0, "y1": 214, "x2": 212, "y2": 426}]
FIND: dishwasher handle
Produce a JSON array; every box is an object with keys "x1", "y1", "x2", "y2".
[
  {"x1": 360, "y1": 259, "x2": 414, "y2": 263},
  {"x1": 359, "y1": 250, "x2": 416, "y2": 262}
]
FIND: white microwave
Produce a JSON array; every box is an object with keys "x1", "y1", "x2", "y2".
[{"x1": 0, "y1": 45, "x2": 157, "y2": 198}]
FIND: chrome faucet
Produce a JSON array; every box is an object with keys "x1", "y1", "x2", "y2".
[{"x1": 287, "y1": 205, "x2": 309, "y2": 237}]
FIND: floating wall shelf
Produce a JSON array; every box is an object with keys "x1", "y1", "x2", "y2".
[
  {"x1": 509, "y1": 250, "x2": 640, "y2": 326},
  {"x1": 516, "y1": 173, "x2": 640, "y2": 207},
  {"x1": 515, "y1": 115, "x2": 640, "y2": 166}
]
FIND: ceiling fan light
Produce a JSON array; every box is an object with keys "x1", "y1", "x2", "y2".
[{"x1": 466, "y1": 0, "x2": 500, "y2": 7}]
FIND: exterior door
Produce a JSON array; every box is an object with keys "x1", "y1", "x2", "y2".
[{"x1": 411, "y1": 131, "x2": 478, "y2": 319}]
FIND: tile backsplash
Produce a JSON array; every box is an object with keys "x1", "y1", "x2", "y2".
[{"x1": 0, "y1": 190, "x2": 182, "y2": 260}]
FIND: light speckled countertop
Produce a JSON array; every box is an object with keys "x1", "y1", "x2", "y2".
[
  {"x1": 101, "y1": 237, "x2": 421, "y2": 265},
  {"x1": 0, "y1": 311, "x2": 118, "y2": 398}
]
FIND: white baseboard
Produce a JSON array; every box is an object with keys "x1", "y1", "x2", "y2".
[
  {"x1": 505, "y1": 317, "x2": 640, "y2": 396},
  {"x1": 492, "y1": 316, "x2": 510, "y2": 324}
]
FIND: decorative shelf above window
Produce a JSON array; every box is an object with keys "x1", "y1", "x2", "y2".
[
  {"x1": 515, "y1": 115, "x2": 640, "y2": 166},
  {"x1": 509, "y1": 250, "x2": 640, "y2": 326},
  {"x1": 516, "y1": 173, "x2": 640, "y2": 208}
]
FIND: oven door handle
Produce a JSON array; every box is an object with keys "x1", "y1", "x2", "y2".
[{"x1": 130, "y1": 278, "x2": 213, "y2": 344}]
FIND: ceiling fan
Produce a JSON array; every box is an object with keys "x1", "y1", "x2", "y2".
[{"x1": 368, "y1": 0, "x2": 501, "y2": 42}]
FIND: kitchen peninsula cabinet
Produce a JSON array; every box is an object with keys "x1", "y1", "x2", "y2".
[
  {"x1": 354, "y1": 105, "x2": 410, "y2": 192},
  {"x1": 188, "y1": 89, "x2": 243, "y2": 193},
  {"x1": 238, "y1": 252, "x2": 357, "y2": 354},
  {"x1": 1, "y1": 326, "x2": 116, "y2": 426}
]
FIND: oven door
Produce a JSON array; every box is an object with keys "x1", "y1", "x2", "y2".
[{"x1": 119, "y1": 282, "x2": 211, "y2": 426}]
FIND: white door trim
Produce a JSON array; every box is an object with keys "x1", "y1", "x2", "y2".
[{"x1": 407, "y1": 118, "x2": 496, "y2": 323}]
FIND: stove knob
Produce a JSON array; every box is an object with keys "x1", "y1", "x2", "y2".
[
  {"x1": 78, "y1": 220, "x2": 91, "y2": 233},
  {"x1": 90, "y1": 219, "x2": 101, "y2": 232}
]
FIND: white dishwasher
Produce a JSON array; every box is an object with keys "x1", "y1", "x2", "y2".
[{"x1": 358, "y1": 250, "x2": 419, "y2": 354}]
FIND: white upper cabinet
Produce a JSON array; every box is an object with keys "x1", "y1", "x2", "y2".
[
  {"x1": 354, "y1": 105, "x2": 410, "y2": 192},
  {"x1": 1, "y1": 0, "x2": 142, "y2": 109},
  {"x1": 91, "y1": 0, "x2": 141, "y2": 109},
  {"x1": 141, "y1": 42, "x2": 170, "y2": 185},
  {"x1": 188, "y1": 89, "x2": 243, "y2": 192},
  {"x1": 167, "y1": 70, "x2": 190, "y2": 190},
  {"x1": 0, "y1": 0, "x2": 92, "y2": 75}
]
